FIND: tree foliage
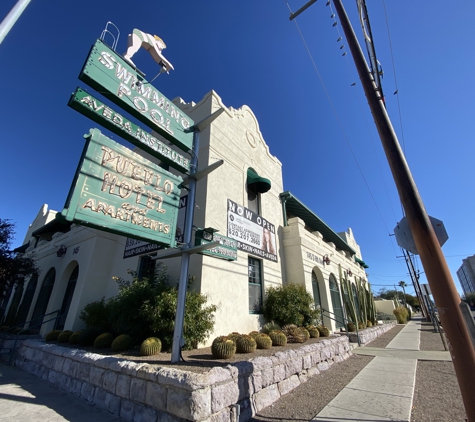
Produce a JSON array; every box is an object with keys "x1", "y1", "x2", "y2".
[
  {"x1": 0, "y1": 219, "x2": 37, "y2": 302},
  {"x1": 377, "y1": 288, "x2": 419, "y2": 308},
  {"x1": 262, "y1": 283, "x2": 320, "y2": 327}
]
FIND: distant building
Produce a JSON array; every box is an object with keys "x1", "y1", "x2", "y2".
[
  {"x1": 3, "y1": 90, "x2": 372, "y2": 345},
  {"x1": 456, "y1": 256, "x2": 475, "y2": 297}
]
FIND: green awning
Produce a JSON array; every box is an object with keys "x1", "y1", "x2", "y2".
[
  {"x1": 280, "y1": 191, "x2": 356, "y2": 256},
  {"x1": 355, "y1": 257, "x2": 369, "y2": 268},
  {"x1": 247, "y1": 168, "x2": 271, "y2": 193}
]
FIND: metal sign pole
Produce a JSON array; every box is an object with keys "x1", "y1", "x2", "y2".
[{"x1": 0, "y1": 0, "x2": 32, "y2": 45}]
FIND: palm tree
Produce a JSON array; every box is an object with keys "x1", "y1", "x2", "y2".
[{"x1": 398, "y1": 281, "x2": 408, "y2": 307}]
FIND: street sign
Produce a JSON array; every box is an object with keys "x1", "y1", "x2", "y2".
[
  {"x1": 69, "y1": 87, "x2": 190, "y2": 173},
  {"x1": 79, "y1": 39, "x2": 194, "y2": 153},
  {"x1": 394, "y1": 216, "x2": 448, "y2": 255},
  {"x1": 195, "y1": 229, "x2": 238, "y2": 261},
  {"x1": 61, "y1": 128, "x2": 182, "y2": 247}
]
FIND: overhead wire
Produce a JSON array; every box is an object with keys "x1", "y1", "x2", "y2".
[{"x1": 285, "y1": 0, "x2": 403, "y2": 265}]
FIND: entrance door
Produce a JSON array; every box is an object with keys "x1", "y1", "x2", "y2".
[{"x1": 329, "y1": 274, "x2": 344, "y2": 328}]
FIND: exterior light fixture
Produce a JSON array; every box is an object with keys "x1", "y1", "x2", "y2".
[
  {"x1": 323, "y1": 255, "x2": 331, "y2": 265},
  {"x1": 56, "y1": 245, "x2": 67, "y2": 258}
]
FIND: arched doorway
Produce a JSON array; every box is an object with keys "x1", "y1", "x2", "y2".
[
  {"x1": 329, "y1": 274, "x2": 345, "y2": 328},
  {"x1": 311, "y1": 270, "x2": 322, "y2": 309},
  {"x1": 15, "y1": 274, "x2": 38, "y2": 325},
  {"x1": 31, "y1": 268, "x2": 56, "y2": 325},
  {"x1": 55, "y1": 265, "x2": 79, "y2": 330}
]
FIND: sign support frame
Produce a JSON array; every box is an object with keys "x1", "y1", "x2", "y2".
[{"x1": 170, "y1": 108, "x2": 224, "y2": 363}]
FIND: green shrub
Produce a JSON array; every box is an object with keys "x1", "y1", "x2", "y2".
[
  {"x1": 94, "y1": 333, "x2": 114, "y2": 349},
  {"x1": 262, "y1": 283, "x2": 320, "y2": 327},
  {"x1": 79, "y1": 297, "x2": 111, "y2": 331},
  {"x1": 261, "y1": 321, "x2": 281, "y2": 334},
  {"x1": 406, "y1": 307, "x2": 412, "y2": 321},
  {"x1": 44, "y1": 330, "x2": 62, "y2": 342},
  {"x1": 57, "y1": 331, "x2": 73, "y2": 343},
  {"x1": 111, "y1": 334, "x2": 133, "y2": 352},
  {"x1": 393, "y1": 306, "x2": 408, "y2": 324},
  {"x1": 140, "y1": 337, "x2": 162, "y2": 356}
]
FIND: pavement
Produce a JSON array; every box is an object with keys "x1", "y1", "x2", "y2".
[
  {"x1": 0, "y1": 363, "x2": 123, "y2": 421},
  {"x1": 0, "y1": 317, "x2": 451, "y2": 422},
  {"x1": 312, "y1": 316, "x2": 450, "y2": 422}
]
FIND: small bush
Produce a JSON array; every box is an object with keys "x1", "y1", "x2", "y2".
[
  {"x1": 261, "y1": 321, "x2": 281, "y2": 334},
  {"x1": 79, "y1": 297, "x2": 110, "y2": 331},
  {"x1": 111, "y1": 334, "x2": 133, "y2": 352},
  {"x1": 262, "y1": 283, "x2": 320, "y2": 327},
  {"x1": 45, "y1": 330, "x2": 62, "y2": 342},
  {"x1": 94, "y1": 333, "x2": 114, "y2": 349},
  {"x1": 393, "y1": 306, "x2": 408, "y2": 324},
  {"x1": 57, "y1": 331, "x2": 73, "y2": 343}
]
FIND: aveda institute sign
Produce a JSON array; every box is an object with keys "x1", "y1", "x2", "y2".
[
  {"x1": 62, "y1": 128, "x2": 182, "y2": 247},
  {"x1": 79, "y1": 39, "x2": 194, "y2": 153}
]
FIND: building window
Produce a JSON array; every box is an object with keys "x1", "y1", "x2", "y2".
[
  {"x1": 247, "y1": 182, "x2": 260, "y2": 215},
  {"x1": 311, "y1": 271, "x2": 322, "y2": 309},
  {"x1": 248, "y1": 257, "x2": 263, "y2": 313},
  {"x1": 31, "y1": 268, "x2": 56, "y2": 323},
  {"x1": 138, "y1": 255, "x2": 157, "y2": 280},
  {"x1": 55, "y1": 266, "x2": 79, "y2": 330}
]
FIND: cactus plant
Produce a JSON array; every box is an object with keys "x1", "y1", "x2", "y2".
[
  {"x1": 227, "y1": 332, "x2": 241, "y2": 344},
  {"x1": 347, "y1": 322, "x2": 356, "y2": 332},
  {"x1": 358, "y1": 321, "x2": 366, "y2": 330},
  {"x1": 211, "y1": 336, "x2": 236, "y2": 359},
  {"x1": 316, "y1": 325, "x2": 330, "y2": 337},
  {"x1": 254, "y1": 333, "x2": 272, "y2": 349},
  {"x1": 45, "y1": 330, "x2": 62, "y2": 342},
  {"x1": 94, "y1": 333, "x2": 114, "y2": 349},
  {"x1": 261, "y1": 321, "x2": 281, "y2": 334},
  {"x1": 248, "y1": 331, "x2": 259, "y2": 339},
  {"x1": 111, "y1": 334, "x2": 133, "y2": 352},
  {"x1": 69, "y1": 331, "x2": 81, "y2": 344},
  {"x1": 236, "y1": 334, "x2": 257, "y2": 353},
  {"x1": 307, "y1": 326, "x2": 320, "y2": 338},
  {"x1": 366, "y1": 320, "x2": 373, "y2": 328},
  {"x1": 268, "y1": 330, "x2": 287, "y2": 346},
  {"x1": 300, "y1": 327, "x2": 310, "y2": 341},
  {"x1": 282, "y1": 324, "x2": 306, "y2": 343},
  {"x1": 140, "y1": 337, "x2": 162, "y2": 356},
  {"x1": 79, "y1": 327, "x2": 102, "y2": 346},
  {"x1": 57, "y1": 331, "x2": 73, "y2": 343}
]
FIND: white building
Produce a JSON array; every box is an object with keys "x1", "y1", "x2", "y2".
[{"x1": 4, "y1": 90, "x2": 372, "y2": 345}]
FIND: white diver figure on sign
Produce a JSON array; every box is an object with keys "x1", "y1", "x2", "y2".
[{"x1": 123, "y1": 29, "x2": 174, "y2": 74}]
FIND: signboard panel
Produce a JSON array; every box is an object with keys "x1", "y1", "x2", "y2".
[
  {"x1": 123, "y1": 195, "x2": 188, "y2": 258},
  {"x1": 62, "y1": 128, "x2": 182, "y2": 247},
  {"x1": 69, "y1": 88, "x2": 190, "y2": 173},
  {"x1": 195, "y1": 230, "x2": 238, "y2": 261},
  {"x1": 227, "y1": 199, "x2": 277, "y2": 262},
  {"x1": 79, "y1": 39, "x2": 194, "y2": 153}
]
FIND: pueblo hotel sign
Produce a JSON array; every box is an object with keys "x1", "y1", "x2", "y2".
[
  {"x1": 79, "y1": 38, "x2": 193, "y2": 153},
  {"x1": 62, "y1": 129, "x2": 182, "y2": 247}
]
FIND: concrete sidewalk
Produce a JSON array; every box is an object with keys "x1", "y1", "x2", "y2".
[
  {"x1": 312, "y1": 317, "x2": 449, "y2": 422},
  {"x1": 0, "y1": 363, "x2": 123, "y2": 421}
]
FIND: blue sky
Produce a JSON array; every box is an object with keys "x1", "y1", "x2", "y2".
[{"x1": 1, "y1": 0, "x2": 474, "y2": 296}]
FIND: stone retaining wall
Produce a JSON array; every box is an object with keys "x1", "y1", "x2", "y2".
[
  {"x1": 10, "y1": 336, "x2": 351, "y2": 421},
  {"x1": 348, "y1": 322, "x2": 397, "y2": 345}
]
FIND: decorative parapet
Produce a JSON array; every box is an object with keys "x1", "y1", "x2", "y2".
[{"x1": 10, "y1": 336, "x2": 351, "y2": 421}]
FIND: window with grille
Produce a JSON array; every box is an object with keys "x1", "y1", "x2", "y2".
[{"x1": 248, "y1": 257, "x2": 263, "y2": 313}]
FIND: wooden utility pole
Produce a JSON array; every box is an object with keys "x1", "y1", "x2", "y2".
[{"x1": 290, "y1": 1, "x2": 475, "y2": 419}]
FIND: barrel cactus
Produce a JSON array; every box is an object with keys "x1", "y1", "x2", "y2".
[
  {"x1": 255, "y1": 333, "x2": 272, "y2": 349},
  {"x1": 69, "y1": 331, "x2": 82, "y2": 344},
  {"x1": 57, "y1": 330, "x2": 73, "y2": 343},
  {"x1": 347, "y1": 322, "x2": 356, "y2": 332},
  {"x1": 366, "y1": 320, "x2": 373, "y2": 328},
  {"x1": 358, "y1": 321, "x2": 366, "y2": 330},
  {"x1": 211, "y1": 336, "x2": 236, "y2": 359},
  {"x1": 307, "y1": 326, "x2": 320, "y2": 338},
  {"x1": 140, "y1": 337, "x2": 162, "y2": 356},
  {"x1": 269, "y1": 330, "x2": 287, "y2": 346},
  {"x1": 94, "y1": 333, "x2": 114, "y2": 349},
  {"x1": 261, "y1": 321, "x2": 281, "y2": 334},
  {"x1": 111, "y1": 334, "x2": 133, "y2": 352},
  {"x1": 236, "y1": 334, "x2": 257, "y2": 353},
  {"x1": 300, "y1": 327, "x2": 310, "y2": 341},
  {"x1": 282, "y1": 324, "x2": 306, "y2": 343},
  {"x1": 45, "y1": 330, "x2": 62, "y2": 342},
  {"x1": 317, "y1": 325, "x2": 330, "y2": 337},
  {"x1": 227, "y1": 332, "x2": 241, "y2": 344},
  {"x1": 248, "y1": 331, "x2": 259, "y2": 339}
]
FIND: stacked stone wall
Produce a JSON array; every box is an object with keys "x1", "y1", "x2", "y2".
[
  {"x1": 8, "y1": 336, "x2": 351, "y2": 421},
  {"x1": 348, "y1": 322, "x2": 396, "y2": 345}
]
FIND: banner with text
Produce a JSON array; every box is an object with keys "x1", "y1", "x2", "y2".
[{"x1": 227, "y1": 199, "x2": 277, "y2": 262}]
